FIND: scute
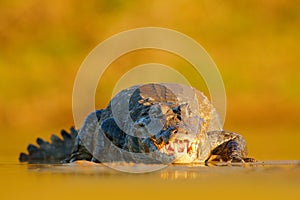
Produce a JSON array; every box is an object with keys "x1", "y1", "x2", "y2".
[
  {"x1": 80, "y1": 83, "x2": 223, "y2": 164},
  {"x1": 20, "y1": 83, "x2": 254, "y2": 165}
]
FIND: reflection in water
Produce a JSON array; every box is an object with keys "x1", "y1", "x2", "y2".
[
  {"x1": 25, "y1": 163, "x2": 202, "y2": 179},
  {"x1": 160, "y1": 169, "x2": 199, "y2": 180},
  {"x1": 21, "y1": 160, "x2": 300, "y2": 180},
  {"x1": 1, "y1": 161, "x2": 300, "y2": 200}
]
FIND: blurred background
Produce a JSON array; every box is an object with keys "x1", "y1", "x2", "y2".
[{"x1": 1, "y1": 0, "x2": 300, "y2": 162}]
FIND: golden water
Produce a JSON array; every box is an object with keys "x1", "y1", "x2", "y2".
[{"x1": 1, "y1": 159, "x2": 299, "y2": 200}]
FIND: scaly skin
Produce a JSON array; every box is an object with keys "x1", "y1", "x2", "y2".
[{"x1": 19, "y1": 83, "x2": 255, "y2": 164}]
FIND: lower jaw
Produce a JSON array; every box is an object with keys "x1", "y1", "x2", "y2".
[{"x1": 172, "y1": 153, "x2": 197, "y2": 163}]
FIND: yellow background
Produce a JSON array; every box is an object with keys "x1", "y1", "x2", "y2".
[{"x1": 0, "y1": 0, "x2": 299, "y2": 199}]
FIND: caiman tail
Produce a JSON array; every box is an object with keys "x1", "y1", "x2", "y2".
[{"x1": 19, "y1": 127, "x2": 78, "y2": 164}]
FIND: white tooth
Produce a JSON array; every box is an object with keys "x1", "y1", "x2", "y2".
[
  {"x1": 174, "y1": 145, "x2": 178, "y2": 154},
  {"x1": 184, "y1": 144, "x2": 187, "y2": 153}
]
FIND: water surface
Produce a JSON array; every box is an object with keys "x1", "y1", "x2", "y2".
[{"x1": 1, "y1": 160, "x2": 299, "y2": 200}]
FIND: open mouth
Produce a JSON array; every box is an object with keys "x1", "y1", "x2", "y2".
[{"x1": 151, "y1": 138, "x2": 198, "y2": 156}]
